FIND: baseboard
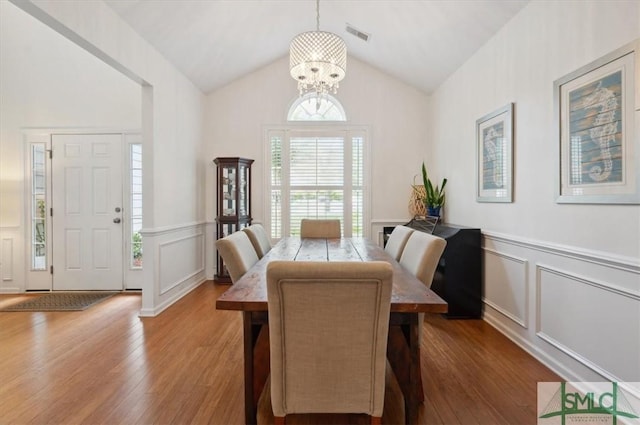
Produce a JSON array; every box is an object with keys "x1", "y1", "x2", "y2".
[
  {"x1": 138, "y1": 277, "x2": 205, "y2": 317},
  {"x1": 483, "y1": 308, "x2": 588, "y2": 383}
]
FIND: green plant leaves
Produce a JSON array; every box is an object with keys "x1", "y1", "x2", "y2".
[{"x1": 421, "y1": 162, "x2": 447, "y2": 207}]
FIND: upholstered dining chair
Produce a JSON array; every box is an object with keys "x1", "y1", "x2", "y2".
[
  {"x1": 399, "y1": 231, "x2": 447, "y2": 288},
  {"x1": 299, "y1": 219, "x2": 341, "y2": 238},
  {"x1": 384, "y1": 225, "x2": 415, "y2": 261},
  {"x1": 215, "y1": 231, "x2": 259, "y2": 283},
  {"x1": 242, "y1": 224, "x2": 272, "y2": 259},
  {"x1": 398, "y1": 230, "x2": 447, "y2": 347},
  {"x1": 266, "y1": 260, "x2": 393, "y2": 425}
]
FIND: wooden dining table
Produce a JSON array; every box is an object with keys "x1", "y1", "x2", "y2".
[{"x1": 216, "y1": 237, "x2": 448, "y2": 425}]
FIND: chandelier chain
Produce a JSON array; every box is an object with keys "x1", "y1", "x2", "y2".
[{"x1": 316, "y1": 0, "x2": 320, "y2": 31}]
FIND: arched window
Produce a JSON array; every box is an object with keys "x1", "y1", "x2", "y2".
[
  {"x1": 287, "y1": 93, "x2": 347, "y2": 121},
  {"x1": 269, "y1": 94, "x2": 367, "y2": 239}
]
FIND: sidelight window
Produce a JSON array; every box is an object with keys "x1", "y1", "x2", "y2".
[
  {"x1": 130, "y1": 144, "x2": 143, "y2": 268},
  {"x1": 30, "y1": 144, "x2": 47, "y2": 270}
]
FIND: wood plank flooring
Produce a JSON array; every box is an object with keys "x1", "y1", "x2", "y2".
[{"x1": 0, "y1": 283, "x2": 560, "y2": 424}]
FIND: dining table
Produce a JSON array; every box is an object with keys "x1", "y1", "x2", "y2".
[{"x1": 215, "y1": 236, "x2": 448, "y2": 425}]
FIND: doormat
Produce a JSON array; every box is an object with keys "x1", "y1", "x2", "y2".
[{"x1": 0, "y1": 292, "x2": 117, "y2": 312}]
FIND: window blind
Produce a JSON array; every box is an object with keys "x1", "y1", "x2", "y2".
[{"x1": 268, "y1": 130, "x2": 366, "y2": 238}]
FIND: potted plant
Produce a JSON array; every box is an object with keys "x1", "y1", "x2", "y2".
[{"x1": 421, "y1": 162, "x2": 447, "y2": 217}]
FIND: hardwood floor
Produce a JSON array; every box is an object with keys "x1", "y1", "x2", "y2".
[{"x1": 0, "y1": 283, "x2": 560, "y2": 424}]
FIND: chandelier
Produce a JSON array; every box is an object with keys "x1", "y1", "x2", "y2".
[{"x1": 289, "y1": 0, "x2": 347, "y2": 106}]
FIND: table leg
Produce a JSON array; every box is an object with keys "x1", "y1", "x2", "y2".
[
  {"x1": 243, "y1": 312, "x2": 257, "y2": 425},
  {"x1": 243, "y1": 312, "x2": 271, "y2": 425},
  {"x1": 387, "y1": 313, "x2": 421, "y2": 425},
  {"x1": 408, "y1": 318, "x2": 420, "y2": 425}
]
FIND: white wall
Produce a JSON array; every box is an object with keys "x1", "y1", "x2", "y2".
[
  {"x1": 204, "y1": 55, "x2": 431, "y2": 263},
  {"x1": 430, "y1": 0, "x2": 640, "y2": 383},
  {"x1": 2, "y1": 0, "x2": 207, "y2": 316},
  {"x1": 0, "y1": 1, "x2": 140, "y2": 291}
]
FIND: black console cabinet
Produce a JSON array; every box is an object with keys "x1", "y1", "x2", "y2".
[{"x1": 384, "y1": 222, "x2": 482, "y2": 318}]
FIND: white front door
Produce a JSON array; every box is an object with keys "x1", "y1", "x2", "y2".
[{"x1": 52, "y1": 134, "x2": 124, "y2": 291}]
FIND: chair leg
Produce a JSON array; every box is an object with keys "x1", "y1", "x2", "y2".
[
  {"x1": 370, "y1": 416, "x2": 381, "y2": 425},
  {"x1": 274, "y1": 416, "x2": 285, "y2": 425}
]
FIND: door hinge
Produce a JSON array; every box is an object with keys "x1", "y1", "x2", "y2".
[
  {"x1": 47, "y1": 149, "x2": 52, "y2": 159},
  {"x1": 50, "y1": 208, "x2": 53, "y2": 217},
  {"x1": 50, "y1": 265, "x2": 53, "y2": 274}
]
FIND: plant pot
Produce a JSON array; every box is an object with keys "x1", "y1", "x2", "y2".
[{"x1": 427, "y1": 206, "x2": 441, "y2": 217}]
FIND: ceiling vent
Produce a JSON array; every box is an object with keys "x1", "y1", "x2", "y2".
[{"x1": 346, "y1": 24, "x2": 370, "y2": 42}]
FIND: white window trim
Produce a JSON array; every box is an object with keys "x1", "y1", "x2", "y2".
[
  {"x1": 287, "y1": 93, "x2": 347, "y2": 122},
  {"x1": 263, "y1": 125, "x2": 371, "y2": 240}
]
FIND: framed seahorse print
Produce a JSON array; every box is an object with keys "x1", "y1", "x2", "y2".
[
  {"x1": 476, "y1": 103, "x2": 514, "y2": 202},
  {"x1": 555, "y1": 38, "x2": 639, "y2": 204}
]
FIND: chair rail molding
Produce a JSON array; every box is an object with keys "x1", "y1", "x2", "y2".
[
  {"x1": 139, "y1": 220, "x2": 206, "y2": 237},
  {"x1": 483, "y1": 230, "x2": 640, "y2": 274}
]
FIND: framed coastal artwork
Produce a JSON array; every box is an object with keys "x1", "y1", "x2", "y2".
[
  {"x1": 476, "y1": 103, "x2": 514, "y2": 202},
  {"x1": 555, "y1": 39, "x2": 640, "y2": 204}
]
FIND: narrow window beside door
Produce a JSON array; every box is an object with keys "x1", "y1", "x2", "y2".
[
  {"x1": 130, "y1": 143, "x2": 143, "y2": 268},
  {"x1": 31, "y1": 144, "x2": 46, "y2": 270}
]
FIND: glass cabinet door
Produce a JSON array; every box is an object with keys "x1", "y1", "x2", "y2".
[
  {"x1": 220, "y1": 223, "x2": 236, "y2": 238},
  {"x1": 222, "y1": 165, "x2": 237, "y2": 216},
  {"x1": 239, "y1": 164, "x2": 250, "y2": 217}
]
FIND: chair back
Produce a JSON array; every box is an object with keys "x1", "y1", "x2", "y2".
[
  {"x1": 384, "y1": 225, "x2": 415, "y2": 261},
  {"x1": 299, "y1": 219, "x2": 341, "y2": 238},
  {"x1": 215, "y1": 231, "x2": 259, "y2": 283},
  {"x1": 399, "y1": 231, "x2": 447, "y2": 288},
  {"x1": 267, "y1": 261, "x2": 393, "y2": 418},
  {"x1": 243, "y1": 224, "x2": 272, "y2": 258}
]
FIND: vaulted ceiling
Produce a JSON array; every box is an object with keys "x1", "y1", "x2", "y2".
[{"x1": 104, "y1": 0, "x2": 528, "y2": 95}]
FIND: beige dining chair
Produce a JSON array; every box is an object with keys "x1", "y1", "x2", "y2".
[
  {"x1": 266, "y1": 260, "x2": 393, "y2": 425},
  {"x1": 215, "y1": 231, "x2": 259, "y2": 283},
  {"x1": 384, "y1": 225, "x2": 415, "y2": 261},
  {"x1": 399, "y1": 231, "x2": 447, "y2": 289},
  {"x1": 399, "y1": 230, "x2": 447, "y2": 348},
  {"x1": 242, "y1": 224, "x2": 272, "y2": 259},
  {"x1": 299, "y1": 219, "x2": 341, "y2": 238}
]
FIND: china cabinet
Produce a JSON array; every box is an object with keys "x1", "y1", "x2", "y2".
[{"x1": 214, "y1": 157, "x2": 254, "y2": 283}]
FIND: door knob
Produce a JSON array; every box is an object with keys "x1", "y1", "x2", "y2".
[{"x1": 113, "y1": 218, "x2": 121, "y2": 224}]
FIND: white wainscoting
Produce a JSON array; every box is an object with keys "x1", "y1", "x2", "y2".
[
  {"x1": 1, "y1": 238, "x2": 13, "y2": 282},
  {"x1": 483, "y1": 248, "x2": 528, "y2": 328},
  {"x1": 158, "y1": 232, "x2": 205, "y2": 295},
  {"x1": 536, "y1": 264, "x2": 640, "y2": 383},
  {"x1": 0, "y1": 227, "x2": 22, "y2": 293},
  {"x1": 139, "y1": 221, "x2": 207, "y2": 317},
  {"x1": 483, "y1": 231, "x2": 640, "y2": 383}
]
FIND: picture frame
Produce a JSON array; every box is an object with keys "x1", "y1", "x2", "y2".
[
  {"x1": 476, "y1": 103, "x2": 514, "y2": 202},
  {"x1": 555, "y1": 39, "x2": 640, "y2": 204}
]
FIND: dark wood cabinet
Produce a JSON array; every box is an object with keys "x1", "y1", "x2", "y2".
[
  {"x1": 214, "y1": 157, "x2": 254, "y2": 283},
  {"x1": 384, "y1": 221, "x2": 482, "y2": 318}
]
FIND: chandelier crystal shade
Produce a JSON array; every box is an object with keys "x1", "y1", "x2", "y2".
[{"x1": 289, "y1": 0, "x2": 347, "y2": 100}]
